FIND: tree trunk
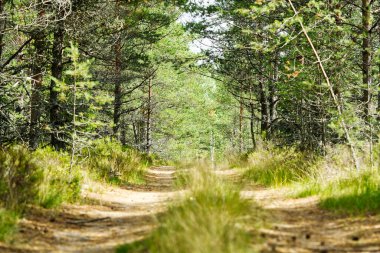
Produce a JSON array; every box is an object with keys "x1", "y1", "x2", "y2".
[
  {"x1": 378, "y1": 30, "x2": 380, "y2": 115},
  {"x1": 249, "y1": 82, "x2": 256, "y2": 150},
  {"x1": 132, "y1": 120, "x2": 138, "y2": 147},
  {"x1": 29, "y1": 28, "x2": 45, "y2": 149},
  {"x1": 269, "y1": 55, "x2": 278, "y2": 125},
  {"x1": 113, "y1": 0, "x2": 122, "y2": 139},
  {"x1": 287, "y1": 0, "x2": 360, "y2": 171},
  {"x1": 120, "y1": 119, "x2": 127, "y2": 146},
  {"x1": 146, "y1": 77, "x2": 153, "y2": 154},
  {"x1": 362, "y1": 0, "x2": 372, "y2": 119},
  {"x1": 0, "y1": 0, "x2": 5, "y2": 61},
  {"x1": 50, "y1": 18, "x2": 65, "y2": 150},
  {"x1": 239, "y1": 97, "x2": 244, "y2": 153},
  {"x1": 250, "y1": 102, "x2": 256, "y2": 150},
  {"x1": 259, "y1": 78, "x2": 269, "y2": 137}
]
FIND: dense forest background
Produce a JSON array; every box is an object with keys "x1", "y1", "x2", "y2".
[
  {"x1": 2, "y1": 0, "x2": 380, "y2": 251},
  {"x1": 2, "y1": 0, "x2": 380, "y2": 167}
]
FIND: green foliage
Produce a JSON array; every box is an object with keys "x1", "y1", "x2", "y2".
[
  {"x1": 319, "y1": 171, "x2": 380, "y2": 214},
  {"x1": 33, "y1": 148, "x2": 82, "y2": 208},
  {"x1": 295, "y1": 170, "x2": 380, "y2": 215},
  {"x1": 0, "y1": 146, "x2": 43, "y2": 211},
  {"x1": 117, "y1": 167, "x2": 263, "y2": 253},
  {"x1": 52, "y1": 43, "x2": 108, "y2": 167},
  {"x1": 242, "y1": 147, "x2": 319, "y2": 187},
  {"x1": 87, "y1": 139, "x2": 151, "y2": 185},
  {"x1": 0, "y1": 209, "x2": 18, "y2": 241},
  {"x1": 0, "y1": 146, "x2": 81, "y2": 211}
]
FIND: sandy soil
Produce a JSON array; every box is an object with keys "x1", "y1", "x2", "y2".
[
  {"x1": 3, "y1": 167, "x2": 380, "y2": 253},
  {"x1": 0, "y1": 166, "x2": 183, "y2": 253},
  {"x1": 243, "y1": 187, "x2": 380, "y2": 253}
]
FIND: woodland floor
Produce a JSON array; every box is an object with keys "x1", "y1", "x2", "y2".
[
  {"x1": 0, "y1": 166, "x2": 184, "y2": 253},
  {"x1": 1, "y1": 168, "x2": 380, "y2": 253},
  {"x1": 243, "y1": 187, "x2": 380, "y2": 253}
]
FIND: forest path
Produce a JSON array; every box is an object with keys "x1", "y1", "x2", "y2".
[
  {"x1": 242, "y1": 186, "x2": 380, "y2": 253},
  {"x1": 0, "y1": 166, "x2": 183, "y2": 253}
]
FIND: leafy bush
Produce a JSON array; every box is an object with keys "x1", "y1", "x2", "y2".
[
  {"x1": 0, "y1": 209, "x2": 18, "y2": 241},
  {"x1": 0, "y1": 146, "x2": 43, "y2": 210},
  {"x1": 242, "y1": 147, "x2": 319, "y2": 187},
  {"x1": 34, "y1": 148, "x2": 82, "y2": 208},
  {"x1": 87, "y1": 139, "x2": 151, "y2": 184},
  {"x1": 117, "y1": 168, "x2": 264, "y2": 253}
]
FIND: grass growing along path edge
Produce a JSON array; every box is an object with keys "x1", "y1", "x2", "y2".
[
  {"x1": 238, "y1": 146, "x2": 380, "y2": 215},
  {"x1": 117, "y1": 166, "x2": 266, "y2": 253}
]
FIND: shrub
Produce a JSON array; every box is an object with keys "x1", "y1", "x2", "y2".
[
  {"x1": 34, "y1": 148, "x2": 82, "y2": 208},
  {"x1": 0, "y1": 146, "x2": 43, "y2": 211},
  {"x1": 242, "y1": 147, "x2": 319, "y2": 187},
  {"x1": 87, "y1": 139, "x2": 150, "y2": 185}
]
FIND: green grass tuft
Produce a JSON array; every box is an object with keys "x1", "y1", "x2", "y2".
[
  {"x1": 292, "y1": 169, "x2": 380, "y2": 215},
  {"x1": 86, "y1": 139, "x2": 152, "y2": 185},
  {"x1": 242, "y1": 148, "x2": 319, "y2": 187},
  {"x1": 319, "y1": 171, "x2": 380, "y2": 214},
  {"x1": 117, "y1": 167, "x2": 264, "y2": 253},
  {"x1": 0, "y1": 209, "x2": 18, "y2": 241},
  {"x1": 34, "y1": 147, "x2": 82, "y2": 208}
]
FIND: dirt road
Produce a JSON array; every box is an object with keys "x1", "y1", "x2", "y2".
[
  {"x1": 0, "y1": 166, "x2": 182, "y2": 253},
  {"x1": 243, "y1": 187, "x2": 380, "y2": 253}
]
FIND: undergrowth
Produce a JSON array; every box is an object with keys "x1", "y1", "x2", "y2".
[
  {"x1": 294, "y1": 170, "x2": 380, "y2": 215},
  {"x1": 117, "y1": 167, "x2": 264, "y2": 253},
  {"x1": 0, "y1": 209, "x2": 18, "y2": 241},
  {"x1": 86, "y1": 139, "x2": 153, "y2": 185},
  {"x1": 239, "y1": 145, "x2": 380, "y2": 215},
  {"x1": 241, "y1": 147, "x2": 319, "y2": 187},
  {"x1": 0, "y1": 145, "x2": 82, "y2": 240},
  {"x1": 34, "y1": 148, "x2": 82, "y2": 208}
]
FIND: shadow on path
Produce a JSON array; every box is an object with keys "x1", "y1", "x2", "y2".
[{"x1": 0, "y1": 166, "x2": 183, "y2": 253}]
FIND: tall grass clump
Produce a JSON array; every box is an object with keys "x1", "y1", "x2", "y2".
[
  {"x1": 290, "y1": 145, "x2": 380, "y2": 215},
  {"x1": 0, "y1": 145, "x2": 83, "y2": 240},
  {"x1": 319, "y1": 171, "x2": 380, "y2": 214},
  {"x1": 34, "y1": 148, "x2": 82, "y2": 208},
  {"x1": 117, "y1": 167, "x2": 264, "y2": 253},
  {"x1": 87, "y1": 139, "x2": 152, "y2": 185},
  {"x1": 0, "y1": 209, "x2": 18, "y2": 241},
  {"x1": 294, "y1": 170, "x2": 380, "y2": 215},
  {"x1": 242, "y1": 147, "x2": 319, "y2": 187},
  {"x1": 0, "y1": 146, "x2": 43, "y2": 211}
]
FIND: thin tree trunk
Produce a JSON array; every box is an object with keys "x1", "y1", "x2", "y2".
[
  {"x1": 239, "y1": 97, "x2": 244, "y2": 153},
  {"x1": 0, "y1": 0, "x2": 5, "y2": 61},
  {"x1": 378, "y1": 29, "x2": 380, "y2": 114},
  {"x1": 269, "y1": 55, "x2": 278, "y2": 123},
  {"x1": 120, "y1": 119, "x2": 126, "y2": 146},
  {"x1": 29, "y1": 24, "x2": 45, "y2": 149},
  {"x1": 70, "y1": 64, "x2": 77, "y2": 173},
  {"x1": 249, "y1": 83, "x2": 256, "y2": 150},
  {"x1": 113, "y1": 0, "x2": 122, "y2": 139},
  {"x1": 146, "y1": 77, "x2": 153, "y2": 154},
  {"x1": 259, "y1": 77, "x2": 269, "y2": 137},
  {"x1": 50, "y1": 18, "x2": 65, "y2": 150},
  {"x1": 250, "y1": 103, "x2": 256, "y2": 150},
  {"x1": 132, "y1": 120, "x2": 138, "y2": 147},
  {"x1": 362, "y1": 0, "x2": 372, "y2": 119},
  {"x1": 287, "y1": 0, "x2": 360, "y2": 171}
]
